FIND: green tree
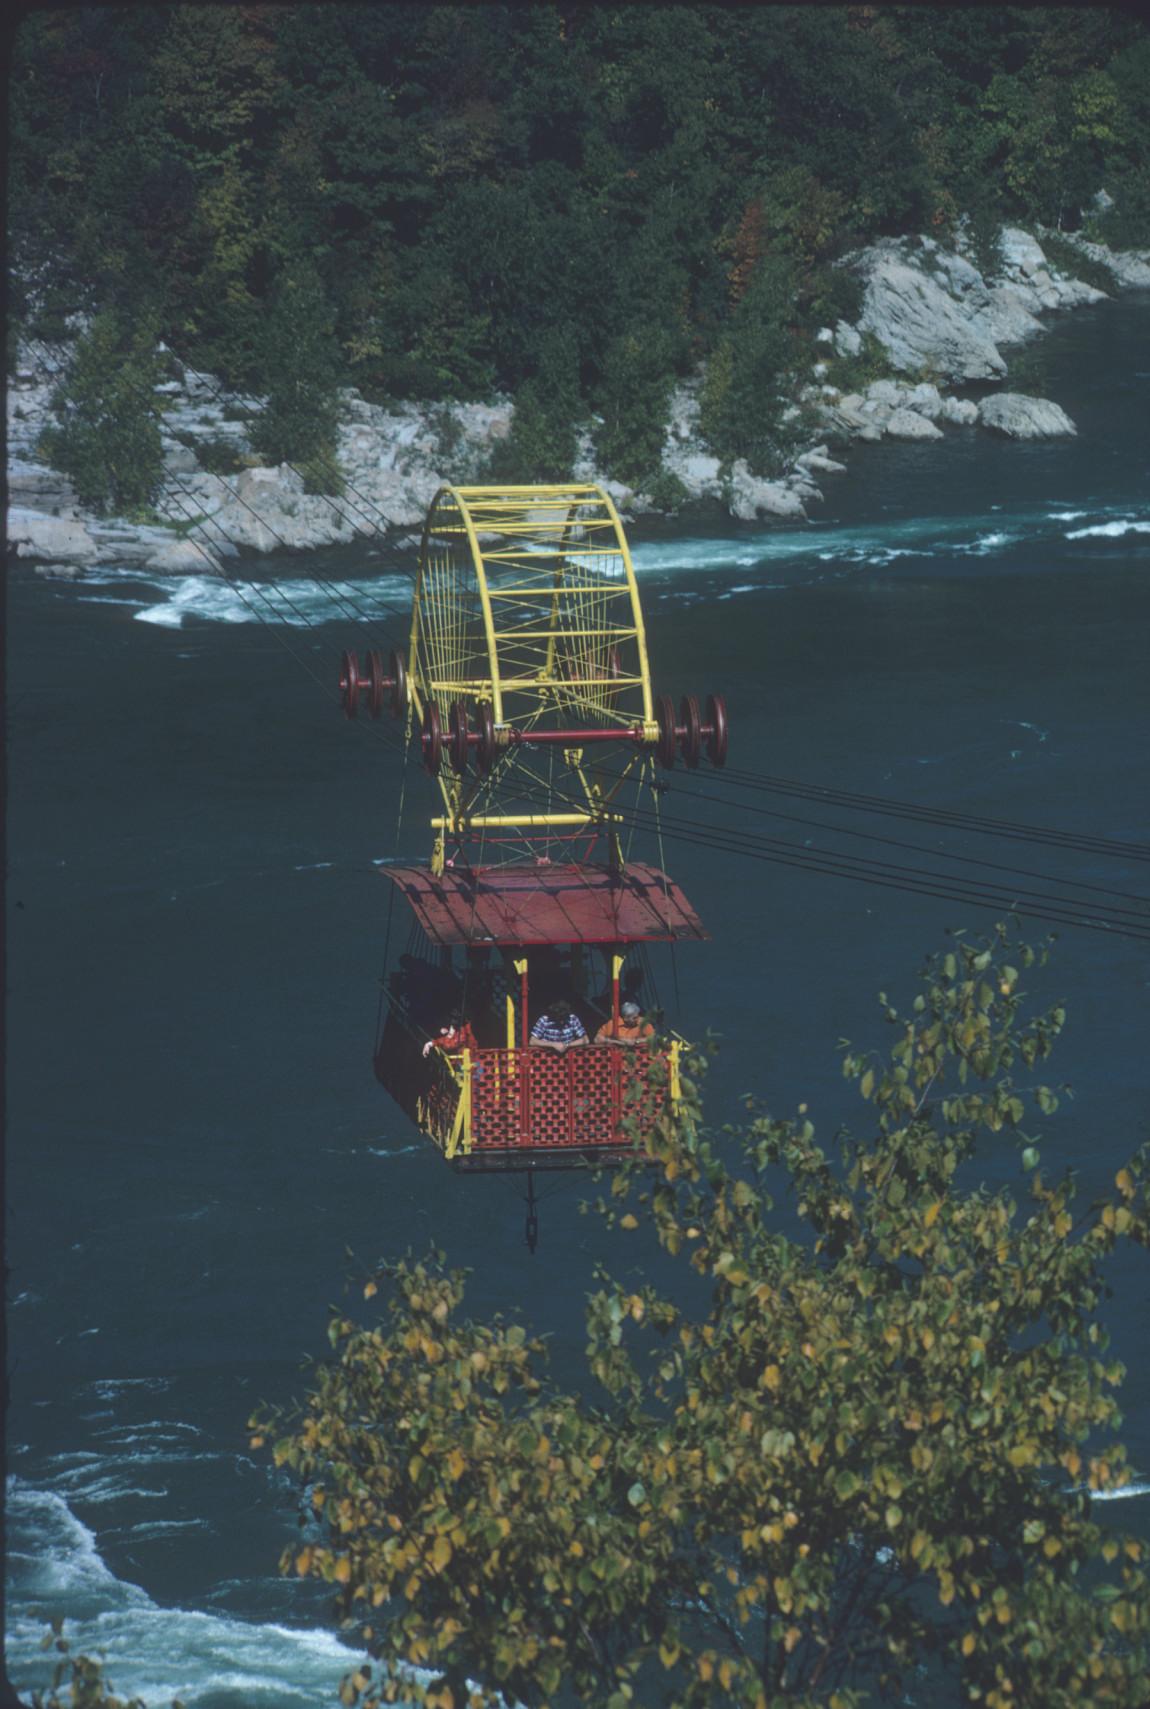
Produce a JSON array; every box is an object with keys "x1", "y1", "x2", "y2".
[
  {"x1": 256, "y1": 929, "x2": 1150, "y2": 1709},
  {"x1": 38, "y1": 309, "x2": 164, "y2": 516},
  {"x1": 591, "y1": 326, "x2": 677, "y2": 494},
  {"x1": 249, "y1": 263, "x2": 345, "y2": 494},
  {"x1": 699, "y1": 252, "x2": 803, "y2": 476},
  {"x1": 486, "y1": 326, "x2": 583, "y2": 484}
]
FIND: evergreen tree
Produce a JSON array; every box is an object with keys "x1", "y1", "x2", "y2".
[
  {"x1": 699, "y1": 252, "x2": 803, "y2": 476},
  {"x1": 38, "y1": 309, "x2": 164, "y2": 516},
  {"x1": 249, "y1": 263, "x2": 344, "y2": 494},
  {"x1": 486, "y1": 326, "x2": 582, "y2": 484}
]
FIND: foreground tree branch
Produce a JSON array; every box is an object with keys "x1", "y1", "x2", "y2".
[{"x1": 253, "y1": 927, "x2": 1150, "y2": 1709}]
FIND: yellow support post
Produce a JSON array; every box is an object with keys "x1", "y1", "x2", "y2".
[
  {"x1": 669, "y1": 1039, "x2": 682, "y2": 1105},
  {"x1": 611, "y1": 952, "x2": 624, "y2": 1025},
  {"x1": 445, "y1": 1051, "x2": 473, "y2": 1160}
]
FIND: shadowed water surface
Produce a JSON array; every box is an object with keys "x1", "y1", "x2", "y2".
[{"x1": 6, "y1": 295, "x2": 1149, "y2": 1704}]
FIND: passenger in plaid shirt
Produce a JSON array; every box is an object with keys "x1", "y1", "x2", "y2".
[{"x1": 528, "y1": 998, "x2": 588, "y2": 1053}]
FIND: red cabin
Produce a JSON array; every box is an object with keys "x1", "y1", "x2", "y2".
[{"x1": 375, "y1": 862, "x2": 708, "y2": 1170}]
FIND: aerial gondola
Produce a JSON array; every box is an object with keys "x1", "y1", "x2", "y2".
[{"x1": 339, "y1": 484, "x2": 728, "y2": 1226}]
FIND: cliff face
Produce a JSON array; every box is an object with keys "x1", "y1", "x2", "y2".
[{"x1": 8, "y1": 227, "x2": 1148, "y2": 573}]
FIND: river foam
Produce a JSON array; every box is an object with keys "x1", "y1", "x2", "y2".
[
  {"x1": 5, "y1": 1481, "x2": 362, "y2": 1708},
  {"x1": 61, "y1": 501, "x2": 1147, "y2": 630}
]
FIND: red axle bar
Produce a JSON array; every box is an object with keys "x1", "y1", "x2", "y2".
[{"x1": 422, "y1": 694, "x2": 728, "y2": 776}]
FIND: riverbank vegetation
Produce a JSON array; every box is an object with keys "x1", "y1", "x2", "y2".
[
  {"x1": 253, "y1": 928, "x2": 1150, "y2": 1709},
  {"x1": 11, "y1": 7, "x2": 1150, "y2": 496}
]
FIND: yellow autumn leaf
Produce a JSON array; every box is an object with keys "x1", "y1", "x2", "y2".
[
  {"x1": 962, "y1": 1633, "x2": 976, "y2": 1657},
  {"x1": 334, "y1": 1556, "x2": 351, "y2": 1584},
  {"x1": 620, "y1": 1214, "x2": 638, "y2": 1230},
  {"x1": 432, "y1": 1534, "x2": 453, "y2": 1573},
  {"x1": 363, "y1": 1280, "x2": 378, "y2": 1299},
  {"x1": 1116, "y1": 1168, "x2": 1134, "y2": 1199},
  {"x1": 763, "y1": 1364, "x2": 781, "y2": 1392},
  {"x1": 447, "y1": 1448, "x2": 466, "y2": 1481},
  {"x1": 295, "y1": 1548, "x2": 312, "y2": 1576},
  {"x1": 924, "y1": 1200, "x2": 942, "y2": 1228}
]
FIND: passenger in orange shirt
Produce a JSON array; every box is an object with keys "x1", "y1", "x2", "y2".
[
  {"x1": 422, "y1": 1013, "x2": 477, "y2": 1058},
  {"x1": 595, "y1": 1001, "x2": 654, "y2": 1048}
]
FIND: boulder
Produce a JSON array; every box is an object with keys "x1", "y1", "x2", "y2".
[
  {"x1": 833, "y1": 320, "x2": 861, "y2": 357},
  {"x1": 163, "y1": 445, "x2": 201, "y2": 475},
  {"x1": 187, "y1": 463, "x2": 360, "y2": 552},
  {"x1": 904, "y1": 382, "x2": 944, "y2": 420},
  {"x1": 999, "y1": 227, "x2": 1048, "y2": 279},
  {"x1": 856, "y1": 248, "x2": 1007, "y2": 380},
  {"x1": 669, "y1": 450, "x2": 723, "y2": 499},
  {"x1": 980, "y1": 286, "x2": 1046, "y2": 347},
  {"x1": 10, "y1": 510, "x2": 98, "y2": 564},
  {"x1": 928, "y1": 250, "x2": 984, "y2": 296},
  {"x1": 937, "y1": 396, "x2": 979, "y2": 426},
  {"x1": 7, "y1": 460, "x2": 78, "y2": 512},
  {"x1": 143, "y1": 538, "x2": 223, "y2": 574},
  {"x1": 728, "y1": 462, "x2": 807, "y2": 521},
  {"x1": 797, "y1": 448, "x2": 847, "y2": 475},
  {"x1": 884, "y1": 408, "x2": 944, "y2": 442},
  {"x1": 34, "y1": 562, "x2": 84, "y2": 581},
  {"x1": 977, "y1": 394, "x2": 1076, "y2": 439},
  {"x1": 864, "y1": 379, "x2": 907, "y2": 408},
  {"x1": 1041, "y1": 230, "x2": 1150, "y2": 290},
  {"x1": 818, "y1": 399, "x2": 884, "y2": 442}
]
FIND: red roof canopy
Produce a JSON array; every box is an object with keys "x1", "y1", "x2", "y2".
[{"x1": 385, "y1": 862, "x2": 707, "y2": 948}]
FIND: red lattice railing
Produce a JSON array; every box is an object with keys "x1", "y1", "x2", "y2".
[{"x1": 377, "y1": 1024, "x2": 670, "y2": 1157}]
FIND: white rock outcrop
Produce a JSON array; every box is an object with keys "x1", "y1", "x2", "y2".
[
  {"x1": 6, "y1": 221, "x2": 1146, "y2": 566},
  {"x1": 10, "y1": 510, "x2": 99, "y2": 565},
  {"x1": 727, "y1": 462, "x2": 809, "y2": 522},
  {"x1": 884, "y1": 408, "x2": 945, "y2": 442},
  {"x1": 1042, "y1": 229, "x2": 1150, "y2": 290},
  {"x1": 977, "y1": 394, "x2": 1077, "y2": 439},
  {"x1": 855, "y1": 243, "x2": 1008, "y2": 380}
]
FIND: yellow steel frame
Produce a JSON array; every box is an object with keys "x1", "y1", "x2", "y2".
[{"x1": 409, "y1": 485, "x2": 656, "y2": 851}]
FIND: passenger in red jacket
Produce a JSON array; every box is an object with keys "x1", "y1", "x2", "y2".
[{"x1": 422, "y1": 1013, "x2": 477, "y2": 1058}]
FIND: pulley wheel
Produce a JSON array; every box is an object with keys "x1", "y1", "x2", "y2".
[
  {"x1": 422, "y1": 703, "x2": 443, "y2": 774},
  {"x1": 339, "y1": 650, "x2": 359, "y2": 719},
  {"x1": 705, "y1": 693, "x2": 728, "y2": 768},
  {"x1": 388, "y1": 649, "x2": 409, "y2": 719},
  {"x1": 655, "y1": 695, "x2": 677, "y2": 769},
  {"x1": 448, "y1": 702, "x2": 470, "y2": 775},
  {"x1": 679, "y1": 694, "x2": 702, "y2": 769},
  {"x1": 366, "y1": 650, "x2": 385, "y2": 719},
  {"x1": 475, "y1": 701, "x2": 497, "y2": 775}
]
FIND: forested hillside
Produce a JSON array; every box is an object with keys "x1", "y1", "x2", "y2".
[{"x1": 10, "y1": 5, "x2": 1149, "y2": 482}]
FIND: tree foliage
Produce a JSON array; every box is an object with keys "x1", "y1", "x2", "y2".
[
  {"x1": 11, "y1": 9, "x2": 1150, "y2": 480},
  {"x1": 248, "y1": 262, "x2": 345, "y2": 494},
  {"x1": 38, "y1": 308, "x2": 164, "y2": 516},
  {"x1": 254, "y1": 929, "x2": 1150, "y2": 1709},
  {"x1": 29, "y1": 1619, "x2": 179, "y2": 1709}
]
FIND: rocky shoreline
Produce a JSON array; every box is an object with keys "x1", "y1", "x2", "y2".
[{"x1": 8, "y1": 225, "x2": 1149, "y2": 578}]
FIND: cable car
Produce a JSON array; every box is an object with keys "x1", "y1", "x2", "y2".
[{"x1": 340, "y1": 484, "x2": 727, "y2": 1229}]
